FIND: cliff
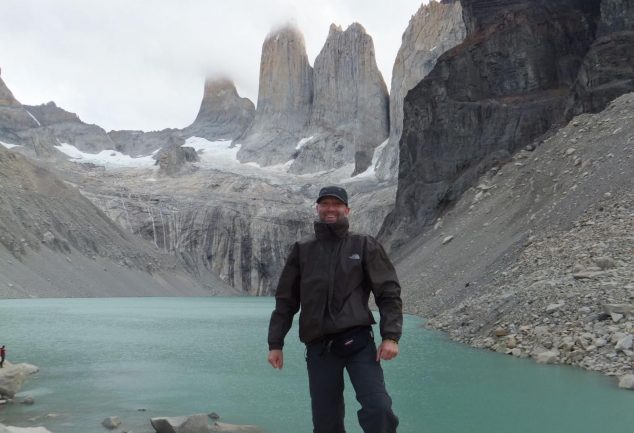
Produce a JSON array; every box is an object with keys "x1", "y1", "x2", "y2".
[
  {"x1": 381, "y1": 0, "x2": 603, "y2": 247},
  {"x1": 376, "y1": 0, "x2": 466, "y2": 181}
]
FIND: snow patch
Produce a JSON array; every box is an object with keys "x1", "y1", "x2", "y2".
[
  {"x1": 54, "y1": 142, "x2": 156, "y2": 168},
  {"x1": 25, "y1": 109, "x2": 41, "y2": 126},
  {"x1": 295, "y1": 136, "x2": 314, "y2": 150},
  {"x1": 0, "y1": 140, "x2": 20, "y2": 149},
  {"x1": 342, "y1": 139, "x2": 388, "y2": 182}
]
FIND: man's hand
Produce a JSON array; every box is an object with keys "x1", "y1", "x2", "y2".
[
  {"x1": 376, "y1": 340, "x2": 399, "y2": 362},
  {"x1": 268, "y1": 349, "x2": 284, "y2": 369}
]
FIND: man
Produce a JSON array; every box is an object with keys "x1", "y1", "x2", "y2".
[
  {"x1": 268, "y1": 186, "x2": 402, "y2": 433},
  {"x1": 0, "y1": 345, "x2": 5, "y2": 368}
]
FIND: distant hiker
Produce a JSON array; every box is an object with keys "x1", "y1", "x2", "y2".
[
  {"x1": 0, "y1": 345, "x2": 5, "y2": 367},
  {"x1": 267, "y1": 186, "x2": 402, "y2": 433}
]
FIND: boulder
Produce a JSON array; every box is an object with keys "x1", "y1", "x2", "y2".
[
  {"x1": 535, "y1": 350, "x2": 560, "y2": 364},
  {"x1": 150, "y1": 414, "x2": 209, "y2": 433},
  {"x1": 102, "y1": 416, "x2": 122, "y2": 429},
  {"x1": 618, "y1": 374, "x2": 634, "y2": 389},
  {"x1": 155, "y1": 146, "x2": 199, "y2": 176},
  {"x1": 615, "y1": 335, "x2": 633, "y2": 351},
  {"x1": 0, "y1": 363, "x2": 39, "y2": 398}
]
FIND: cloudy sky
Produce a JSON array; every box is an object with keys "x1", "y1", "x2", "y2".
[{"x1": 1, "y1": 0, "x2": 427, "y2": 132}]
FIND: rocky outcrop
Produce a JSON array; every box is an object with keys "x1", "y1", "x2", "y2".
[
  {"x1": 290, "y1": 23, "x2": 388, "y2": 175},
  {"x1": 566, "y1": 0, "x2": 634, "y2": 116},
  {"x1": 183, "y1": 78, "x2": 255, "y2": 141},
  {"x1": 381, "y1": 0, "x2": 602, "y2": 247},
  {"x1": 0, "y1": 362, "x2": 38, "y2": 398},
  {"x1": 108, "y1": 129, "x2": 183, "y2": 157},
  {"x1": 375, "y1": 0, "x2": 466, "y2": 181},
  {"x1": 0, "y1": 70, "x2": 39, "y2": 136},
  {"x1": 155, "y1": 145, "x2": 199, "y2": 176},
  {"x1": 24, "y1": 102, "x2": 81, "y2": 126},
  {"x1": 236, "y1": 25, "x2": 313, "y2": 167}
]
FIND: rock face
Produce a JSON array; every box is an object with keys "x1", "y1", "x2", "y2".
[
  {"x1": 375, "y1": 0, "x2": 466, "y2": 181},
  {"x1": 81, "y1": 170, "x2": 314, "y2": 296},
  {"x1": 236, "y1": 25, "x2": 313, "y2": 166},
  {"x1": 566, "y1": 0, "x2": 634, "y2": 116},
  {"x1": 290, "y1": 23, "x2": 389, "y2": 175},
  {"x1": 381, "y1": 0, "x2": 602, "y2": 247},
  {"x1": 183, "y1": 78, "x2": 255, "y2": 141},
  {"x1": 0, "y1": 70, "x2": 39, "y2": 136},
  {"x1": 0, "y1": 145, "x2": 218, "y2": 297},
  {"x1": 21, "y1": 102, "x2": 114, "y2": 153}
]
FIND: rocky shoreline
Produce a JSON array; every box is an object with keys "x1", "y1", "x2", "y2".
[{"x1": 426, "y1": 191, "x2": 634, "y2": 390}]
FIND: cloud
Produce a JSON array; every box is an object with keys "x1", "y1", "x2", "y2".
[{"x1": 0, "y1": 0, "x2": 425, "y2": 131}]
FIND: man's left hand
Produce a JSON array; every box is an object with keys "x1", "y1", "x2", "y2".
[{"x1": 376, "y1": 339, "x2": 399, "y2": 361}]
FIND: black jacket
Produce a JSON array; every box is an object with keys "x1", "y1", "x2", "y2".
[{"x1": 268, "y1": 218, "x2": 403, "y2": 350}]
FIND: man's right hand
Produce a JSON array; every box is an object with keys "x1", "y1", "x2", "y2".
[{"x1": 268, "y1": 349, "x2": 284, "y2": 369}]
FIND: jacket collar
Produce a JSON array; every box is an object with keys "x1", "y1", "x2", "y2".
[{"x1": 314, "y1": 218, "x2": 349, "y2": 240}]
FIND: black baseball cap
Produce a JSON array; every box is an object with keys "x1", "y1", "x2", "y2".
[{"x1": 316, "y1": 186, "x2": 348, "y2": 206}]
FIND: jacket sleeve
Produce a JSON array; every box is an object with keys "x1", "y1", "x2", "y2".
[
  {"x1": 268, "y1": 242, "x2": 301, "y2": 350},
  {"x1": 363, "y1": 236, "x2": 403, "y2": 342}
]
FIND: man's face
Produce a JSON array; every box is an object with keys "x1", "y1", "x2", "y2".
[{"x1": 316, "y1": 197, "x2": 350, "y2": 223}]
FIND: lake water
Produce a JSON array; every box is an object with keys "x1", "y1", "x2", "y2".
[{"x1": 0, "y1": 298, "x2": 632, "y2": 433}]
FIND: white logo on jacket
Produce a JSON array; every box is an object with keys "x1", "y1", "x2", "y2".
[{"x1": 348, "y1": 254, "x2": 361, "y2": 260}]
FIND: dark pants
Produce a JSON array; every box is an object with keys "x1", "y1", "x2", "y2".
[{"x1": 306, "y1": 340, "x2": 398, "y2": 433}]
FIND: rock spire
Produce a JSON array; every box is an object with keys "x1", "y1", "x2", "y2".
[
  {"x1": 290, "y1": 23, "x2": 388, "y2": 175},
  {"x1": 184, "y1": 77, "x2": 255, "y2": 140},
  {"x1": 236, "y1": 24, "x2": 313, "y2": 166}
]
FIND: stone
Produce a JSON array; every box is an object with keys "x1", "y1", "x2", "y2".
[
  {"x1": 593, "y1": 256, "x2": 616, "y2": 270},
  {"x1": 535, "y1": 350, "x2": 560, "y2": 364},
  {"x1": 150, "y1": 414, "x2": 209, "y2": 433},
  {"x1": 603, "y1": 304, "x2": 634, "y2": 315},
  {"x1": 442, "y1": 236, "x2": 454, "y2": 245},
  {"x1": 209, "y1": 422, "x2": 261, "y2": 432},
  {"x1": 546, "y1": 303, "x2": 564, "y2": 313},
  {"x1": 573, "y1": 271, "x2": 605, "y2": 280},
  {"x1": 611, "y1": 313, "x2": 624, "y2": 323},
  {"x1": 20, "y1": 396, "x2": 34, "y2": 405},
  {"x1": 102, "y1": 417, "x2": 122, "y2": 429},
  {"x1": 494, "y1": 327, "x2": 509, "y2": 337},
  {"x1": 618, "y1": 374, "x2": 634, "y2": 389},
  {"x1": 615, "y1": 335, "x2": 633, "y2": 351}
]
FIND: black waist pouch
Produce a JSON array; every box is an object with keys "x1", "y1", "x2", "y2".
[{"x1": 329, "y1": 326, "x2": 372, "y2": 357}]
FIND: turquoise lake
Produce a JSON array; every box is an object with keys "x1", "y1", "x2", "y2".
[{"x1": 0, "y1": 297, "x2": 633, "y2": 433}]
